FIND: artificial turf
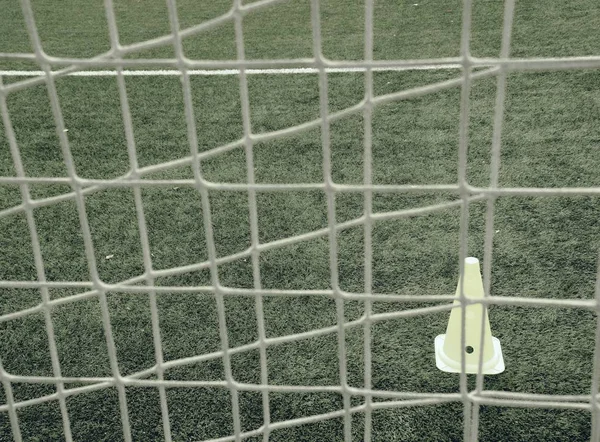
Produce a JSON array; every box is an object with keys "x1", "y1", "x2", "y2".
[{"x1": 1, "y1": 0, "x2": 600, "y2": 440}]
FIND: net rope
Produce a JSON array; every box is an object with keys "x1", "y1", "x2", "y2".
[{"x1": 1, "y1": 0, "x2": 600, "y2": 440}]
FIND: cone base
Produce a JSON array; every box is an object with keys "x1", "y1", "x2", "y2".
[{"x1": 434, "y1": 334, "x2": 505, "y2": 374}]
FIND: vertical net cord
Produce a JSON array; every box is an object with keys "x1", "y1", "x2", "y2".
[
  {"x1": 470, "y1": 1, "x2": 516, "y2": 440},
  {"x1": 163, "y1": 0, "x2": 242, "y2": 439},
  {"x1": 3, "y1": 120, "x2": 72, "y2": 442},
  {"x1": 457, "y1": 0, "x2": 474, "y2": 440},
  {"x1": 309, "y1": 1, "x2": 351, "y2": 440},
  {"x1": 362, "y1": 0, "x2": 375, "y2": 440},
  {"x1": 591, "y1": 250, "x2": 600, "y2": 441},
  {"x1": 0, "y1": 357, "x2": 20, "y2": 441},
  {"x1": 232, "y1": 2, "x2": 271, "y2": 440},
  {"x1": 102, "y1": 1, "x2": 173, "y2": 440},
  {"x1": 17, "y1": 1, "x2": 134, "y2": 440},
  {"x1": 0, "y1": 78, "x2": 27, "y2": 442},
  {"x1": 1, "y1": 74, "x2": 73, "y2": 441}
]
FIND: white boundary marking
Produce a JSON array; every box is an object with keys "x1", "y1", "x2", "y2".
[{"x1": 0, "y1": 65, "x2": 463, "y2": 77}]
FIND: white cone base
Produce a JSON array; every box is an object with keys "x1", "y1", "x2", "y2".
[{"x1": 434, "y1": 334, "x2": 505, "y2": 374}]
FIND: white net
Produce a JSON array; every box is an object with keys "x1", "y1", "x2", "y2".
[{"x1": 1, "y1": 0, "x2": 600, "y2": 440}]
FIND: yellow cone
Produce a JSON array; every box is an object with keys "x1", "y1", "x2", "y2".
[{"x1": 434, "y1": 257, "x2": 505, "y2": 374}]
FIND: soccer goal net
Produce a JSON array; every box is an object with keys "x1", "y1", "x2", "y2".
[{"x1": 2, "y1": 0, "x2": 600, "y2": 440}]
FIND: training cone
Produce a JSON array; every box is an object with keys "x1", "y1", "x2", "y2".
[{"x1": 434, "y1": 257, "x2": 505, "y2": 374}]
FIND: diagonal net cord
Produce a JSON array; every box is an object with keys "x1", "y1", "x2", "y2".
[{"x1": 1, "y1": 0, "x2": 600, "y2": 440}]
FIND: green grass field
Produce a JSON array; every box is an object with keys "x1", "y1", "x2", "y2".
[{"x1": 2, "y1": 0, "x2": 600, "y2": 440}]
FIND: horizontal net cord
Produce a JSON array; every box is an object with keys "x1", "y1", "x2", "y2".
[
  {"x1": 471, "y1": 397, "x2": 591, "y2": 411},
  {"x1": 0, "y1": 176, "x2": 461, "y2": 194},
  {"x1": 0, "y1": 52, "x2": 36, "y2": 60},
  {"x1": 3, "y1": 54, "x2": 600, "y2": 76},
  {"x1": 8, "y1": 175, "x2": 600, "y2": 197},
  {"x1": 1, "y1": 373, "x2": 594, "y2": 412},
  {"x1": 0, "y1": 285, "x2": 594, "y2": 326},
  {"x1": 5, "y1": 395, "x2": 587, "y2": 442},
  {"x1": 4, "y1": 373, "x2": 466, "y2": 400},
  {"x1": 3, "y1": 177, "x2": 600, "y2": 223}
]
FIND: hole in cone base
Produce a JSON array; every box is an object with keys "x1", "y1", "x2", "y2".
[
  {"x1": 435, "y1": 334, "x2": 505, "y2": 374},
  {"x1": 465, "y1": 346, "x2": 474, "y2": 354}
]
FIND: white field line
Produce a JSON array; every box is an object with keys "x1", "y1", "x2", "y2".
[{"x1": 0, "y1": 65, "x2": 464, "y2": 77}]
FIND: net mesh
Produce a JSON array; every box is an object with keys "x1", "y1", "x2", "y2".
[{"x1": 1, "y1": 0, "x2": 600, "y2": 441}]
